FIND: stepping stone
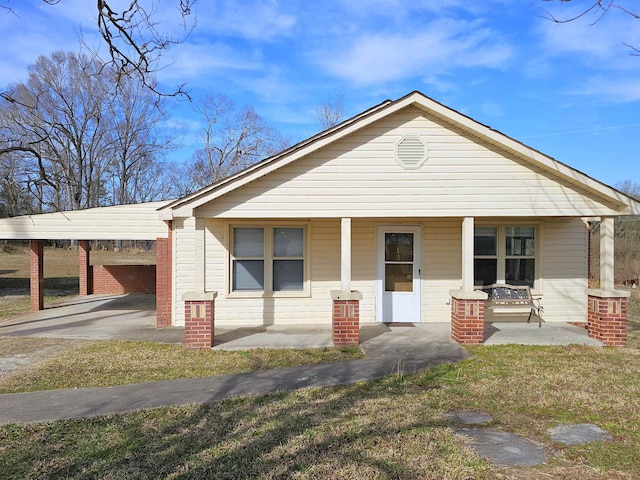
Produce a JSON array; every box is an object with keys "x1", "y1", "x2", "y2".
[
  {"x1": 548, "y1": 424, "x2": 612, "y2": 445},
  {"x1": 458, "y1": 429, "x2": 547, "y2": 467},
  {"x1": 445, "y1": 410, "x2": 493, "y2": 425}
]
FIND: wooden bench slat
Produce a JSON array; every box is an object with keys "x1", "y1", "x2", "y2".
[{"x1": 475, "y1": 283, "x2": 543, "y2": 327}]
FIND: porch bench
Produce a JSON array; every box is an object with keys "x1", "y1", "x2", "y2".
[{"x1": 476, "y1": 284, "x2": 544, "y2": 327}]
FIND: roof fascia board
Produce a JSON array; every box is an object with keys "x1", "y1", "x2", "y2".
[{"x1": 410, "y1": 98, "x2": 637, "y2": 212}]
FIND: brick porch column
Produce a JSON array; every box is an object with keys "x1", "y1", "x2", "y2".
[
  {"x1": 156, "y1": 221, "x2": 173, "y2": 327},
  {"x1": 331, "y1": 290, "x2": 362, "y2": 347},
  {"x1": 587, "y1": 290, "x2": 629, "y2": 347},
  {"x1": 29, "y1": 240, "x2": 44, "y2": 311},
  {"x1": 182, "y1": 291, "x2": 217, "y2": 350},
  {"x1": 450, "y1": 290, "x2": 488, "y2": 345},
  {"x1": 78, "y1": 240, "x2": 92, "y2": 295}
]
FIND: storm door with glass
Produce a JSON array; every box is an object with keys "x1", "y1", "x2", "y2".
[{"x1": 377, "y1": 226, "x2": 422, "y2": 323}]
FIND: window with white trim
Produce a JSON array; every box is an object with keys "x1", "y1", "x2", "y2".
[
  {"x1": 231, "y1": 226, "x2": 305, "y2": 293},
  {"x1": 474, "y1": 225, "x2": 536, "y2": 288}
]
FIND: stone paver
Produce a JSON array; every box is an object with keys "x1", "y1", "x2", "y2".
[
  {"x1": 449, "y1": 411, "x2": 614, "y2": 468},
  {"x1": 548, "y1": 423, "x2": 612, "y2": 445},
  {"x1": 458, "y1": 429, "x2": 547, "y2": 467},
  {"x1": 445, "y1": 410, "x2": 493, "y2": 425}
]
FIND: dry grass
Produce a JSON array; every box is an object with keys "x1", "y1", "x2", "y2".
[
  {"x1": 2, "y1": 337, "x2": 640, "y2": 479},
  {"x1": 1, "y1": 303, "x2": 639, "y2": 479},
  {"x1": 0, "y1": 340, "x2": 364, "y2": 393}
]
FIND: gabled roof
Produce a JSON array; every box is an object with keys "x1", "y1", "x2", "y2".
[{"x1": 159, "y1": 91, "x2": 640, "y2": 219}]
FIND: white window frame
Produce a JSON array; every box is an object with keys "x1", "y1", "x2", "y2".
[
  {"x1": 228, "y1": 223, "x2": 310, "y2": 298},
  {"x1": 474, "y1": 223, "x2": 541, "y2": 292}
]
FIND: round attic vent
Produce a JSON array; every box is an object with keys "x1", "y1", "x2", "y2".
[{"x1": 395, "y1": 135, "x2": 428, "y2": 169}]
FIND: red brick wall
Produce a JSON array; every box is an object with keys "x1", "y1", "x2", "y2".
[
  {"x1": 78, "y1": 240, "x2": 92, "y2": 296},
  {"x1": 91, "y1": 265, "x2": 156, "y2": 294},
  {"x1": 29, "y1": 240, "x2": 44, "y2": 311},
  {"x1": 332, "y1": 299, "x2": 360, "y2": 346},
  {"x1": 156, "y1": 223, "x2": 172, "y2": 327},
  {"x1": 184, "y1": 300, "x2": 214, "y2": 350},
  {"x1": 451, "y1": 297, "x2": 485, "y2": 345},
  {"x1": 587, "y1": 295, "x2": 627, "y2": 347}
]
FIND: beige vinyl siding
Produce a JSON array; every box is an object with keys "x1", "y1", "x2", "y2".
[
  {"x1": 199, "y1": 218, "x2": 464, "y2": 326},
  {"x1": 0, "y1": 201, "x2": 171, "y2": 240},
  {"x1": 423, "y1": 218, "x2": 462, "y2": 322},
  {"x1": 173, "y1": 217, "x2": 197, "y2": 326},
  {"x1": 205, "y1": 219, "x2": 342, "y2": 326},
  {"x1": 195, "y1": 106, "x2": 620, "y2": 219},
  {"x1": 352, "y1": 220, "x2": 376, "y2": 323},
  {"x1": 540, "y1": 218, "x2": 588, "y2": 323},
  {"x1": 179, "y1": 216, "x2": 589, "y2": 326}
]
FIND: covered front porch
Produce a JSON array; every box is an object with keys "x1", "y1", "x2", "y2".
[
  {"x1": 177, "y1": 215, "x2": 628, "y2": 349},
  {"x1": 0, "y1": 291, "x2": 601, "y2": 347}
]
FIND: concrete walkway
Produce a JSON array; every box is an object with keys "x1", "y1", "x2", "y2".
[{"x1": 0, "y1": 323, "x2": 470, "y2": 425}]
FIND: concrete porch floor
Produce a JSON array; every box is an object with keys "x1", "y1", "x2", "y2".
[{"x1": 0, "y1": 294, "x2": 603, "y2": 348}]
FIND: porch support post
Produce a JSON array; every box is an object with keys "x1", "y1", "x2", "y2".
[
  {"x1": 156, "y1": 220, "x2": 173, "y2": 328},
  {"x1": 341, "y1": 217, "x2": 352, "y2": 292},
  {"x1": 451, "y1": 217, "x2": 487, "y2": 344},
  {"x1": 78, "y1": 240, "x2": 92, "y2": 296},
  {"x1": 461, "y1": 217, "x2": 475, "y2": 292},
  {"x1": 600, "y1": 216, "x2": 615, "y2": 291},
  {"x1": 331, "y1": 217, "x2": 360, "y2": 346},
  {"x1": 195, "y1": 218, "x2": 206, "y2": 292},
  {"x1": 587, "y1": 216, "x2": 628, "y2": 346},
  {"x1": 29, "y1": 240, "x2": 44, "y2": 311},
  {"x1": 182, "y1": 291, "x2": 217, "y2": 350}
]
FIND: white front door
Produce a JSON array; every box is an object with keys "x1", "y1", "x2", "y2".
[{"x1": 377, "y1": 226, "x2": 422, "y2": 323}]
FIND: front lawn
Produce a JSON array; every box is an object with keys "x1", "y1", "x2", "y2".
[{"x1": 2, "y1": 327, "x2": 640, "y2": 478}]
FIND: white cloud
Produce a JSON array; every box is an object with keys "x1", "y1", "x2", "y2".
[
  {"x1": 570, "y1": 75, "x2": 640, "y2": 103},
  {"x1": 537, "y1": 3, "x2": 640, "y2": 67},
  {"x1": 158, "y1": 41, "x2": 264, "y2": 84},
  {"x1": 199, "y1": 0, "x2": 296, "y2": 41},
  {"x1": 316, "y1": 19, "x2": 513, "y2": 86}
]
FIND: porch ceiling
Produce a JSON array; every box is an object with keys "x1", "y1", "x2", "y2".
[{"x1": 0, "y1": 201, "x2": 171, "y2": 240}]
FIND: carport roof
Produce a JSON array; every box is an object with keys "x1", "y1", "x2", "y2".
[{"x1": 0, "y1": 201, "x2": 171, "y2": 240}]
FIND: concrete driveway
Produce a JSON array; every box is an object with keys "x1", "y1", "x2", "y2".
[{"x1": 0, "y1": 294, "x2": 184, "y2": 344}]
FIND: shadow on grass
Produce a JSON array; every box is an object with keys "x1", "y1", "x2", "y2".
[
  {"x1": 0, "y1": 277, "x2": 78, "y2": 296},
  {"x1": 0, "y1": 364, "x2": 485, "y2": 480}
]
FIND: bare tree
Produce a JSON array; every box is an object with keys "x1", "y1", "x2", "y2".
[
  {"x1": 315, "y1": 92, "x2": 345, "y2": 130},
  {"x1": 589, "y1": 179, "x2": 640, "y2": 285},
  {"x1": 544, "y1": 1, "x2": 640, "y2": 54},
  {"x1": 182, "y1": 95, "x2": 288, "y2": 192},
  {"x1": 0, "y1": 0, "x2": 196, "y2": 98},
  {"x1": 0, "y1": 51, "x2": 174, "y2": 213},
  {"x1": 106, "y1": 74, "x2": 173, "y2": 204},
  {"x1": 616, "y1": 180, "x2": 640, "y2": 200}
]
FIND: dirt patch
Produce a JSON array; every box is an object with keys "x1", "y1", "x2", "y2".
[{"x1": 0, "y1": 337, "x2": 82, "y2": 381}]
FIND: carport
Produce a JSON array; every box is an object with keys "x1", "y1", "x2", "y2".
[{"x1": 0, "y1": 202, "x2": 173, "y2": 327}]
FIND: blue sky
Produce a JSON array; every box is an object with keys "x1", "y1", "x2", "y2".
[{"x1": 1, "y1": 0, "x2": 640, "y2": 187}]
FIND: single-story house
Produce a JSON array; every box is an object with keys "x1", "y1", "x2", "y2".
[{"x1": 2, "y1": 91, "x2": 639, "y2": 348}]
